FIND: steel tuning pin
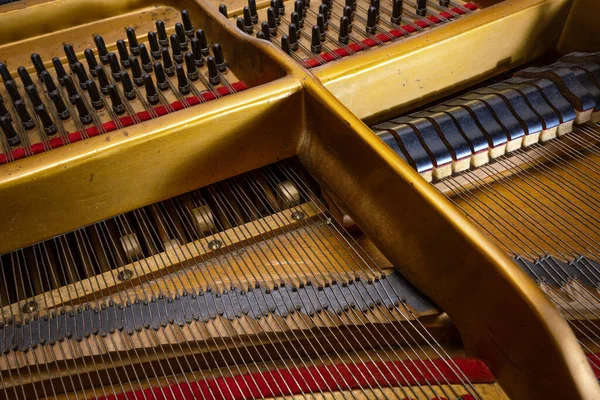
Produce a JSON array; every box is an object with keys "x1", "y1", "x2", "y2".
[
  {"x1": 107, "y1": 85, "x2": 125, "y2": 114},
  {"x1": 52, "y1": 57, "x2": 67, "y2": 85},
  {"x1": 31, "y1": 54, "x2": 46, "y2": 77},
  {"x1": 64, "y1": 44, "x2": 78, "y2": 68},
  {"x1": 294, "y1": 1, "x2": 304, "y2": 27},
  {"x1": 0, "y1": 116, "x2": 20, "y2": 146},
  {"x1": 366, "y1": 6, "x2": 377, "y2": 34},
  {"x1": 0, "y1": 63, "x2": 13, "y2": 82},
  {"x1": 212, "y1": 43, "x2": 227, "y2": 72},
  {"x1": 218, "y1": 4, "x2": 228, "y2": 18},
  {"x1": 191, "y1": 38, "x2": 205, "y2": 67},
  {"x1": 25, "y1": 86, "x2": 43, "y2": 108},
  {"x1": 72, "y1": 62, "x2": 89, "y2": 89},
  {"x1": 161, "y1": 48, "x2": 175, "y2": 76},
  {"x1": 288, "y1": 24, "x2": 299, "y2": 51},
  {"x1": 119, "y1": 70, "x2": 136, "y2": 100},
  {"x1": 72, "y1": 95, "x2": 92, "y2": 125},
  {"x1": 117, "y1": 40, "x2": 131, "y2": 68},
  {"x1": 176, "y1": 65, "x2": 190, "y2": 95},
  {"x1": 338, "y1": 16, "x2": 350, "y2": 44},
  {"x1": 63, "y1": 75, "x2": 79, "y2": 103},
  {"x1": 311, "y1": 25, "x2": 322, "y2": 53},
  {"x1": 37, "y1": 103, "x2": 58, "y2": 134},
  {"x1": 319, "y1": 4, "x2": 329, "y2": 27},
  {"x1": 96, "y1": 66, "x2": 111, "y2": 95},
  {"x1": 148, "y1": 31, "x2": 161, "y2": 59},
  {"x1": 317, "y1": 14, "x2": 326, "y2": 41},
  {"x1": 86, "y1": 80, "x2": 104, "y2": 110},
  {"x1": 195, "y1": 29, "x2": 210, "y2": 56},
  {"x1": 108, "y1": 52, "x2": 121, "y2": 80},
  {"x1": 185, "y1": 53, "x2": 199, "y2": 81},
  {"x1": 370, "y1": 0, "x2": 380, "y2": 23},
  {"x1": 94, "y1": 35, "x2": 110, "y2": 64},
  {"x1": 267, "y1": 8, "x2": 278, "y2": 36},
  {"x1": 5, "y1": 80, "x2": 22, "y2": 102},
  {"x1": 175, "y1": 23, "x2": 188, "y2": 51},
  {"x1": 207, "y1": 56, "x2": 220, "y2": 85},
  {"x1": 291, "y1": 12, "x2": 301, "y2": 31},
  {"x1": 139, "y1": 44, "x2": 153, "y2": 73},
  {"x1": 170, "y1": 34, "x2": 184, "y2": 64},
  {"x1": 181, "y1": 10, "x2": 195, "y2": 37},
  {"x1": 416, "y1": 0, "x2": 427, "y2": 16},
  {"x1": 277, "y1": 0, "x2": 285, "y2": 15},
  {"x1": 243, "y1": 7, "x2": 254, "y2": 34},
  {"x1": 84, "y1": 49, "x2": 99, "y2": 77},
  {"x1": 270, "y1": 1, "x2": 281, "y2": 24},
  {"x1": 14, "y1": 99, "x2": 35, "y2": 130},
  {"x1": 153, "y1": 62, "x2": 170, "y2": 91},
  {"x1": 126, "y1": 27, "x2": 140, "y2": 56},
  {"x1": 391, "y1": 0, "x2": 403, "y2": 24},
  {"x1": 144, "y1": 74, "x2": 159, "y2": 105},
  {"x1": 249, "y1": 0, "x2": 259, "y2": 23},
  {"x1": 17, "y1": 66, "x2": 34, "y2": 89},
  {"x1": 236, "y1": 17, "x2": 245, "y2": 32},
  {"x1": 129, "y1": 56, "x2": 144, "y2": 86},
  {"x1": 260, "y1": 22, "x2": 270, "y2": 41},
  {"x1": 281, "y1": 35, "x2": 291, "y2": 54},
  {"x1": 156, "y1": 20, "x2": 169, "y2": 47}
]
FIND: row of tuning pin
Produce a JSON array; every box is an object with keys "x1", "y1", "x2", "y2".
[
  {"x1": 0, "y1": 9, "x2": 230, "y2": 150},
  {"x1": 226, "y1": 0, "x2": 454, "y2": 56}
]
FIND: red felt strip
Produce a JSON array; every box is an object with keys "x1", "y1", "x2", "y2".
[
  {"x1": 587, "y1": 353, "x2": 600, "y2": 378},
  {"x1": 94, "y1": 358, "x2": 494, "y2": 400},
  {"x1": 0, "y1": 81, "x2": 248, "y2": 165},
  {"x1": 302, "y1": 3, "x2": 479, "y2": 69}
]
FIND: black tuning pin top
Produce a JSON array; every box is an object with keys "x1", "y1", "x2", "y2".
[
  {"x1": 338, "y1": 16, "x2": 350, "y2": 44},
  {"x1": 317, "y1": 14, "x2": 326, "y2": 41},
  {"x1": 14, "y1": 99, "x2": 35, "y2": 130},
  {"x1": 319, "y1": 4, "x2": 329, "y2": 27},
  {"x1": 212, "y1": 43, "x2": 227, "y2": 72},
  {"x1": 129, "y1": 56, "x2": 144, "y2": 86},
  {"x1": 218, "y1": 4, "x2": 228, "y2": 18},
  {"x1": 119, "y1": 70, "x2": 136, "y2": 100},
  {"x1": 94, "y1": 35, "x2": 110, "y2": 64},
  {"x1": 25, "y1": 85, "x2": 43, "y2": 108},
  {"x1": 0, "y1": 98, "x2": 8, "y2": 119},
  {"x1": 0, "y1": 116, "x2": 20, "y2": 146},
  {"x1": 144, "y1": 74, "x2": 159, "y2": 105},
  {"x1": 17, "y1": 66, "x2": 34, "y2": 88},
  {"x1": 322, "y1": 0, "x2": 332, "y2": 18},
  {"x1": 64, "y1": 44, "x2": 78, "y2": 68},
  {"x1": 161, "y1": 47, "x2": 175, "y2": 76},
  {"x1": 153, "y1": 62, "x2": 170, "y2": 91},
  {"x1": 236, "y1": 17, "x2": 245, "y2": 32},
  {"x1": 257, "y1": 31, "x2": 267, "y2": 40},
  {"x1": 49, "y1": 89, "x2": 70, "y2": 120},
  {"x1": 139, "y1": 44, "x2": 153, "y2": 73},
  {"x1": 440, "y1": 0, "x2": 450, "y2": 7},
  {"x1": 185, "y1": 52, "x2": 199, "y2": 81},
  {"x1": 267, "y1": 8, "x2": 278, "y2": 36},
  {"x1": 260, "y1": 22, "x2": 270, "y2": 41},
  {"x1": 416, "y1": 0, "x2": 427, "y2": 16},
  {"x1": 207, "y1": 56, "x2": 220, "y2": 85},
  {"x1": 156, "y1": 20, "x2": 169, "y2": 47},
  {"x1": 344, "y1": 5, "x2": 354, "y2": 28},
  {"x1": 52, "y1": 57, "x2": 68, "y2": 85},
  {"x1": 294, "y1": 1, "x2": 304, "y2": 27},
  {"x1": 40, "y1": 70, "x2": 58, "y2": 94},
  {"x1": 175, "y1": 22, "x2": 189, "y2": 51},
  {"x1": 345, "y1": 0, "x2": 354, "y2": 12},
  {"x1": 117, "y1": 40, "x2": 131, "y2": 68},
  {"x1": 170, "y1": 34, "x2": 184, "y2": 64},
  {"x1": 269, "y1": 2, "x2": 281, "y2": 25},
  {"x1": 0, "y1": 63, "x2": 13, "y2": 82},
  {"x1": 148, "y1": 31, "x2": 161, "y2": 59},
  {"x1": 366, "y1": 6, "x2": 377, "y2": 34},
  {"x1": 391, "y1": 0, "x2": 403, "y2": 24},
  {"x1": 311, "y1": 25, "x2": 322, "y2": 54},
  {"x1": 371, "y1": 0, "x2": 380, "y2": 22},
  {"x1": 126, "y1": 27, "x2": 140, "y2": 56},
  {"x1": 191, "y1": 38, "x2": 205, "y2": 67},
  {"x1": 176, "y1": 65, "x2": 190, "y2": 95},
  {"x1": 243, "y1": 6, "x2": 254, "y2": 34},
  {"x1": 84, "y1": 49, "x2": 99, "y2": 77},
  {"x1": 277, "y1": 0, "x2": 285, "y2": 15},
  {"x1": 249, "y1": 0, "x2": 259, "y2": 23},
  {"x1": 291, "y1": 12, "x2": 301, "y2": 31},
  {"x1": 86, "y1": 79, "x2": 104, "y2": 110},
  {"x1": 36, "y1": 104, "x2": 58, "y2": 134},
  {"x1": 96, "y1": 66, "x2": 111, "y2": 95},
  {"x1": 72, "y1": 94, "x2": 92, "y2": 125},
  {"x1": 181, "y1": 10, "x2": 195, "y2": 37},
  {"x1": 195, "y1": 29, "x2": 210, "y2": 56},
  {"x1": 31, "y1": 53, "x2": 46, "y2": 77},
  {"x1": 281, "y1": 34, "x2": 290, "y2": 55},
  {"x1": 72, "y1": 62, "x2": 89, "y2": 89},
  {"x1": 107, "y1": 85, "x2": 125, "y2": 115},
  {"x1": 288, "y1": 24, "x2": 299, "y2": 51},
  {"x1": 5, "y1": 80, "x2": 22, "y2": 102},
  {"x1": 108, "y1": 52, "x2": 121, "y2": 80},
  {"x1": 63, "y1": 75, "x2": 79, "y2": 103}
]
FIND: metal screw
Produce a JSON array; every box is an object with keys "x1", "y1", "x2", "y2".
[
  {"x1": 208, "y1": 239, "x2": 223, "y2": 250},
  {"x1": 21, "y1": 300, "x2": 37, "y2": 314},
  {"x1": 117, "y1": 269, "x2": 133, "y2": 281},
  {"x1": 291, "y1": 211, "x2": 305, "y2": 221}
]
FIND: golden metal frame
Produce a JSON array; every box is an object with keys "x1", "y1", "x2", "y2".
[{"x1": 0, "y1": 0, "x2": 599, "y2": 398}]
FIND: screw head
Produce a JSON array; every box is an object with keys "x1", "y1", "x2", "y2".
[
  {"x1": 291, "y1": 211, "x2": 305, "y2": 221},
  {"x1": 21, "y1": 300, "x2": 37, "y2": 314},
  {"x1": 208, "y1": 239, "x2": 223, "y2": 250},
  {"x1": 117, "y1": 269, "x2": 134, "y2": 281}
]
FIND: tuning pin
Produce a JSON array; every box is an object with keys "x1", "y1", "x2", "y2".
[
  {"x1": 0, "y1": 116, "x2": 20, "y2": 146},
  {"x1": 129, "y1": 56, "x2": 144, "y2": 86},
  {"x1": 40, "y1": 70, "x2": 57, "y2": 94},
  {"x1": 323, "y1": 0, "x2": 332, "y2": 18},
  {"x1": 17, "y1": 66, "x2": 34, "y2": 89},
  {"x1": 138, "y1": 44, "x2": 153, "y2": 73},
  {"x1": 107, "y1": 85, "x2": 125, "y2": 115},
  {"x1": 156, "y1": 20, "x2": 169, "y2": 47},
  {"x1": 257, "y1": 31, "x2": 267, "y2": 40},
  {"x1": 31, "y1": 54, "x2": 46, "y2": 77},
  {"x1": 269, "y1": 2, "x2": 281, "y2": 24},
  {"x1": 52, "y1": 58, "x2": 67, "y2": 85},
  {"x1": 294, "y1": 1, "x2": 304, "y2": 26},
  {"x1": 72, "y1": 62, "x2": 89, "y2": 89},
  {"x1": 49, "y1": 90, "x2": 70, "y2": 120},
  {"x1": 64, "y1": 44, "x2": 78, "y2": 68},
  {"x1": 0, "y1": 63, "x2": 13, "y2": 82},
  {"x1": 243, "y1": 7, "x2": 254, "y2": 34},
  {"x1": 144, "y1": 74, "x2": 159, "y2": 105},
  {"x1": 5, "y1": 80, "x2": 22, "y2": 102},
  {"x1": 94, "y1": 35, "x2": 109, "y2": 64},
  {"x1": 0, "y1": 98, "x2": 8, "y2": 119},
  {"x1": 25, "y1": 85, "x2": 43, "y2": 108},
  {"x1": 120, "y1": 70, "x2": 136, "y2": 100},
  {"x1": 14, "y1": 100, "x2": 35, "y2": 130},
  {"x1": 212, "y1": 44, "x2": 227, "y2": 72},
  {"x1": 126, "y1": 28, "x2": 140, "y2": 56},
  {"x1": 63, "y1": 75, "x2": 79, "y2": 103},
  {"x1": 96, "y1": 66, "x2": 110, "y2": 95},
  {"x1": 416, "y1": 0, "x2": 426, "y2": 16},
  {"x1": 218, "y1": 4, "x2": 228, "y2": 18},
  {"x1": 236, "y1": 17, "x2": 245, "y2": 32},
  {"x1": 288, "y1": 24, "x2": 299, "y2": 51},
  {"x1": 311, "y1": 25, "x2": 322, "y2": 53},
  {"x1": 84, "y1": 49, "x2": 99, "y2": 77},
  {"x1": 207, "y1": 56, "x2": 220, "y2": 85},
  {"x1": 175, "y1": 65, "x2": 190, "y2": 95},
  {"x1": 366, "y1": 6, "x2": 377, "y2": 34},
  {"x1": 86, "y1": 80, "x2": 104, "y2": 110},
  {"x1": 345, "y1": 0, "x2": 354, "y2": 12},
  {"x1": 195, "y1": 29, "x2": 210, "y2": 57},
  {"x1": 108, "y1": 52, "x2": 121, "y2": 80},
  {"x1": 344, "y1": 5, "x2": 353, "y2": 29},
  {"x1": 281, "y1": 35, "x2": 291, "y2": 54},
  {"x1": 291, "y1": 12, "x2": 301, "y2": 31},
  {"x1": 339, "y1": 16, "x2": 349, "y2": 44},
  {"x1": 249, "y1": 0, "x2": 259, "y2": 23},
  {"x1": 391, "y1": 0, "x2": 402, "y2": 24},
  {"x1": 440, "y1": 0, "x2": 450, "y2": 6},
  {"x1": 169, "y1": 34, "x2": 183, "y2": 64},
  {"x1": 277, "y1": 0, "x2": 285, "y2": 14},
  {"x1": 317, "y1": 14, "x2": 326, "y2": 41},
  {"x1": 72, "y1": 95, "x2": 92, "y2": 125},
  {"x1": 36, "y1": 103, "x2": 58, "y2": 134},
  {"x1": 116, "y1": 40, "x2": 131, "y2": 68},
  {"x1": 181, "y1": 10, "x2": 195, "y2": 37},
  {"x1": 184, "y1": 53, "x2": 199, "y2": 81},
  {"x1": 175, "y1": 23, "x2": 188, "y2": 51},
  {"x1": 188, "y1": 39, "x2": 204, "y2": 69},
  {"x1": 161, "y1": 48, "x2": 175, "y2": 76},
  {"x1": 267, "y1": 9, "x2": 278, "y2": 36},
  {"x1": 260, "y1": 22, "x2": 270, "y2": 41},
  {"x1": 319, "y1": 4, "x2": 329, "y2": 27},
  {"x1": 153, "y1": 62, "x2": 170, "y2": 91},
  {"x1": 148, "y1": 31, "x2": 161, "y2": 60}
]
